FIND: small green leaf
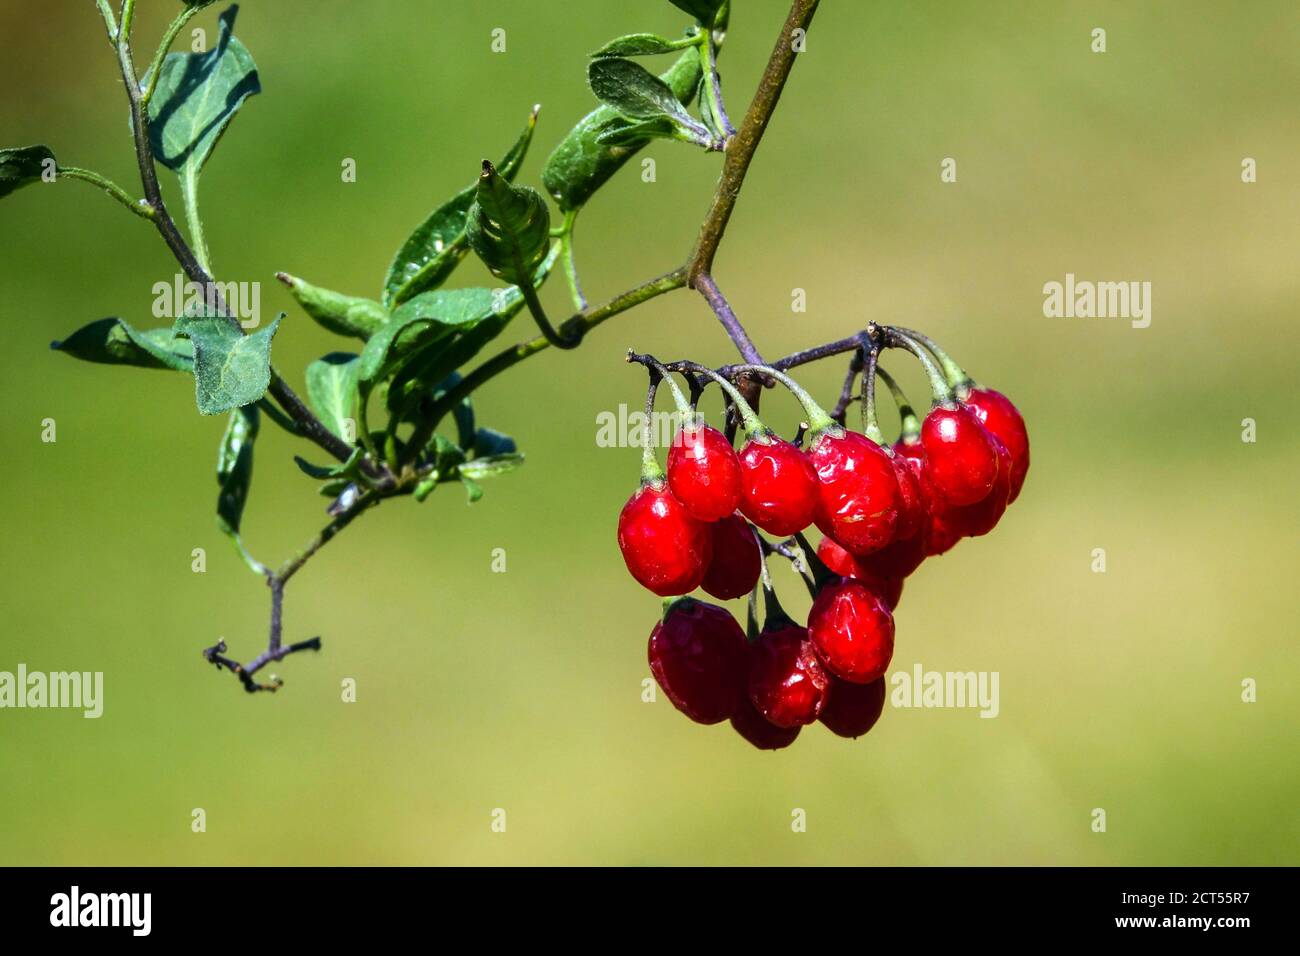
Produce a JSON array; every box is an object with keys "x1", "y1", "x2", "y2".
[
  {"x1": 216, "y1": 404, "x2": 258, "y2": 535},
  {"x1": 591, "y1": 33, "x2": 695, "y2": 58},
  {"x1": 358, "y1": 287, "x2": 500, "y2": 386},
  {"x1": 459, "y1": 453, "x2": 525, "y2": 480},
  {"x1": 460, "y1": 475, "x2": 484, "y2": 503},
  {"x1": 542, "y1": 51, "x2": 702, "y2": 211},
  {"x1": 0, "y1": 145, "x2": 56, "y2": 199},
  {"x1": 304, "y1": 352, "x2": 359, "y2": 440},
  {"x1": 668, "y1": 0, "x2": 728, "y2": 27},
  {"x1": 595, "y1": 117, "x2": 679, "y2": 147},
  {"x1": 588, "y1": 57, "x2": 699, "y2": 124},
  {"x1": 383, "y1": 107, "x2": 539, "y2": 308},
  {"x1": 51, "y1": 317, "x2": 194, "y2": 371},
  {"x1": 173, "y1": 313, "x2": 282, "y2": 415},
  {"x1": 278, "y1": 274, "x2": 388, "y2": 341},
  {"x1": 293, "y1": 447, "x2": 363, "y2": 480},
  {"x1": 466, "y1": 161, "x2": 551, "y2": 285},
  {"x1": 146, "y1": 5, "x2": 260, "y2": 176}
]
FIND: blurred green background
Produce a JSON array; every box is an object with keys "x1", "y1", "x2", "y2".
[{"x1": 1, "y1": 0, "x2": 1297, "y2": 866}]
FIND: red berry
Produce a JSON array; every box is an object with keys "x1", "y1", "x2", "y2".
[
  {"x1": 815, "y1": 537, "x2": 904, "y2": 610},
  {"x1": 819, "y1": 676, "x2": 887, "y2": 739},
  {"x1": 617, "y1": 483, "x2": 711, "y2": 596},
  {"x1": 857, "y1": 530, "x2": 926, "y2": 580},
  {"x1": 809, "y1": 429, "x2": 900, "y2": 555},
  {"x1": 731, "y1": 695, "x2": 801, "y2": 750},
  {"x1": 807, "y1": 578, "x2": 895, "y2": 683},
  {"x1": 666, "y1": 422, "x2": 743, "y2": 522},
  {"x1": 701, "y1": 513, "x2": 761, "y2": 600},
  {"x1": 648, "y1": 599, "x2": 747, "y2": 725},
  {"x1": 889, "y1": 451, "x2": 926, "y2": 542},
  {"x1": 737, "y1": 436, "x2": 819, "y2": 536},
  {"x1": 920, "y1": 405, "x2": 999, "y2": 507},
  {"x1": 747, "y1": 625, "x2": 830, "y2": 728},
  {"x1": 963, "y1": 388, "x2": 1029, "y2": 503},
  {"x1": 943, "y1": 435, "x2": 1012, "y2": 538}
]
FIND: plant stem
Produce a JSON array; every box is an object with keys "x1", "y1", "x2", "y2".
[
  {"x1": 695, "y1": 273, "x2": 763, "y2": 364},
  {"x1": 140, "y1": 2, "x2": 202, "y2": 112},
  {"x1": 558, "y1": 209, "x2": 586, "y2": 311},
  {"x1": 57, "y1": 167, "x2": 154, "y2": 220},
  {"x1": 181, "y1": 170, "x2": 211, "y2": 274},
  {"x1": 860, "y1": 343, "x2": 884, "y2": 444},
  {"x1": 700, "y1": 31, "x2": 736, "y2": 139}
]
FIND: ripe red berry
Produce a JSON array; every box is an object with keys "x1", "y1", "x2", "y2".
[
  {"x1": 889, "y1": 451, "x2": 926, "y2": 542},
  {"x1": 920, "y1": 405, "x2": 999, "y2": 507},
  {"x1": 666, "y1": 422, "x2": 743, "y2": 522},
  {"x1": 731, "y1": 695, "x2": 801, "y2": 750},
  {"x1": 819, "y1": 675, "x2": 887, "y2": 739},
  {"x1": 807, "y1": 578, "x2": 895, "y2": 683},
  {"x1": 617, "y1": 483, "x2": 711, "y2": 596},
  {"x1": 648, "y1": 599, "x2": 747, "y2": 725},
  {"x1": 747, "y1": 625, "x2": 830, "y2": 728},
  {"x1": 815, "y1": 537, "x2": 904, "y2": 609},
  {"x1": 942, "y1": 435, "x2": 1012, "y2": 538},
  {"x1": 963, "y1": 387, "x2": 1030, "y2": 503},
  {"x1": 809, "y1": 429, "x2": 901, "y2": 555},
  {"x1": 737, "y1": 436, "x2": 819, "y2": 536},
  {"x1": 701, "y1": 513, "x2": 761, "y2": 600},
  {"x1": 856, "y1": 530, "x2": 927, "y2": 580}
]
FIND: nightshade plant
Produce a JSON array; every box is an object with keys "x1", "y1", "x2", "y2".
[{"x1": 5, "y1": 0, "x2": 1025, "y2": 708}]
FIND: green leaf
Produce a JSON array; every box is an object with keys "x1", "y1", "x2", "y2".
[
  {"x1": 668, "y1": 0, "x2": 728, "y2": 27},
  {"x1": 591, "y1": 33, "x2": 694, "y2": 58},
  {"x1": 383, "y1": 107, "x2": 538, "y2": 308},
  {"x1": 173, "y1": 313, "x2": 282, "y2": 415},
  {"x1": 588, "y1": 57, "x2": 700, "y2": 124},
  {"x1": 595, "y1": 117, "x2": 679, "y2": 147},
  {"x1": 542, "y1": 51, "x2": 702, "y2": 211},
  {"x1": 146, "y1": 5, "x2": 260, "y2": 176},
  {"x1": 304, "y1": 352, "x2": 359, "y2": 439},
  {"x1": 472, "y1": 427, "x2": 516, "y2": 457},
  {"x1": 459, "y1": 452, "x2": 524, "y2": 484},
  {"x1": 216, "y1": 404, "x2": 258, "y2": 535},
  {"x1": 51, "y1": 317, "x2": 194, "y2": 371},
  {"x1": 465, "y1": 161, "x2": 550, "y2": 285},
  {"x1": 278, "y1": 274, "x2": 388, "y2": 341},
  {"x1": 0, "y1": 145, "x2": 55, "y2": 199},
  {"x1": 358, "y1": 287, "x2": 500, "y2": 387},
  {"x1": 293, "y1": 447, "x2": 363, "y2": 480}
]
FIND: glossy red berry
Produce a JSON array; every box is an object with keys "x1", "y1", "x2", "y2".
[
  {"x1": 809, "y1": 429, "x2": 900, "y2": 556},
  {"x1": 920, "y1": 405, "x2": 999, "y2": 507},
  {"x1": 889, "y1": 451, "x2": 926, "y2": 542},
  {"x1": 617, "y1": 482, "x2": 711, "y2": 596},
  {"x1": 807, "y1": 578, "x2": 895, "y2": 684},
  {"x1": 648, "y1": 599, "x2": 747, "y2": 725},
  {"x1": 857, "y1": 530, "x2": 926, "y2": 580},
  {"x1": 737, "y1": 436, "x2": 819, "y2": 536},
  {"x1": 666, "y1": 422, "x2": 743, "y2": 522},
  {"x1": 701, "y1": 513, "x2": 761, "y2": 600},
  {"x1": 731, "y1": 695, "x2": 801, "y2": 750},
  {"x1": 815, "y1": 537, "x2": 904, "y2": 610},
  {"x1": 819, "y1": 676, "x2": 887, "y2": 739},
  {"x1": 963, "y1": 388, "x2": 1030, "y2": 503},
  {"x1": 942, "y1": 435, "x2": 1012, "y2": 538},
  {"x1": 747, "y1": 625, "x2": 830, "y2": 728}
]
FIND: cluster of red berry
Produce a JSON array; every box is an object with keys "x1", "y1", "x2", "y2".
[{"x1": 617, "y1": 332, "x2": 1029, "y2": 749}]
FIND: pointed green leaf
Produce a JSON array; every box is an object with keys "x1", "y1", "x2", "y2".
[
  {"x1": 51, "y1": 317, "x2": 195, "y2": 371},
  {"x1": 459, "y1": 452, "x2": 524, "y2": 480},
  {"x1": 358, "y1": 287, "x2": 500, "y2": 386},
  {"x1": 145, "y1": 5, "x2": 260, "y2": 176},
  {"x1": 304, "y1": 352, "x2": 359, "y2": 439},
  {"x1": 278, "y1": 273, "x2": 388, "y2": 341},
  {"x1": 595, "y1": 117, "x2": 679, "y2": 147},
  {"x1": 466, "y1": 161, "x2": 550, "y2": 285},
  {"x1": 216, "y1": 404, "x2": 258, "y2": 535},
  {"x1": 588, "y1": 57, "x2": 702, "y2": 126},
  {"x1": 541, "y1": 51, "x2": 702, "y2": 211},
  {"x1": 591, "y1": 33, "x2": 695, "y2": 58},
  {"x1": 173, "y1": 313, "x2": 282, "y2": 415},
  {"x1": 383, "y1": 107, "x2": 539, "y2": 308},
  {"x1": 0, "y1": 145, "x2": 56, "y2": 199},
  {"x1": 293, "y1": 447, "x2": 363, "y2": 480}
]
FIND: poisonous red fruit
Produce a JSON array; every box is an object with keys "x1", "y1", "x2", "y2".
[
  {"x1": 747, "y1": 625, "x2": 830, "y2": 728},
  {"x1": 963, "y1": 388, "x2": 1029, "y2": 503},
  {"x1": 666, "y1": 422, "x2": 743, "y2": 522},
  {"x1": 731, "y1": 696, "x2": 801, "y2": 750},
  {"x1": 701, "y1": 513, "x2": 761, "y2": 600},
  {"x1": 857, "y1": 530, "x2": 926, "y2": 580},
  {"x1": 815, "y1": 537, "x2": 904, "y2": 610},
  {"x1": 648, "y1": 599, "x2": 747, "y2": 725},
  {"x1": 920, "y1": 405, "x2": 999, "y2": 507},
  {"x1": 943, "y1": 435, "x2": 1012, "y2": 538},
  {"x1": 807, "y1": 578, "x2": 895, "y2": 683},
  {"x1": 737, "y1": 436, "x2": 819, "y2": 536},
  {"x1": 809, "y1": 429, "x2": 900, "y2": 555},
  {"x1": 617, "y1": 483, "x2": 711, "y2": 596},
  {"x1": 889, "y1": 451, "x2": 926, "y2": 542},
  {"x1": 819, "y1": 676, "x2": 887, "y2": 739}
]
